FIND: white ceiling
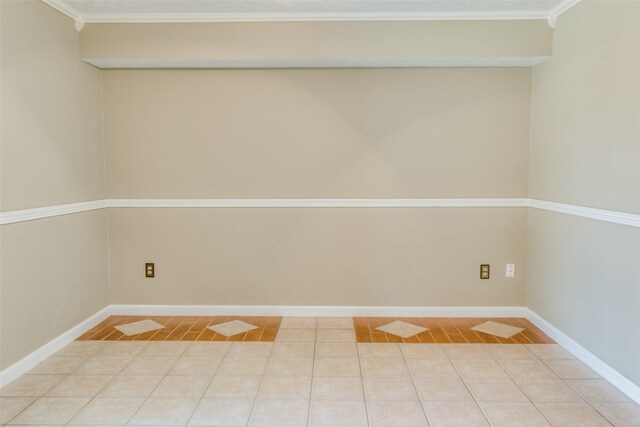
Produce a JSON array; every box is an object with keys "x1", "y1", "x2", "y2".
[{"x1": 45, "y1": 0, "x2": 577, "y2": 28}]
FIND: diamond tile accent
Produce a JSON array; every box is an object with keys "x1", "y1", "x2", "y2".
[
  {"x1": 471, "y1": 321, "x2": 524, "y2": 339},
  {"x1": 208, "y1": 320, "x2": 258, "y2": 337},
  {"x1": 376, "y1": 320, "x2": 427, "y2": 339},
  {"x1": 115, "y1": 320, "x2": 165, "y2": 336}
]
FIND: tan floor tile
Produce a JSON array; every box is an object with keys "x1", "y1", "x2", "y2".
[
  {"x1": 406, "y1": 359, "x2": 459, "y2": 378},
  {"x1": 514, "y1": 378, "x2": 583, "y2": 402},
  {"x1": 98, "y1": 342, "x2": 148, "y2": 357},
  {"x1": 413, "y1": 377, "x2": 473, "y2": 401},
  {"x1": 499, "y1": 359, "x2": 557, "y2": 379},
  {"x1": 483, "y1": 344, "x2": 537, "y2": 360},
  {"x1": 309, "y1": 399, "x2": 367, "y2": 426},
  {"x1": 208, "y1": 320, "x2": 258, "y2": 337},
  {"x1": 545, "y1": 359, "x2": 600, "y2": 379},
  {"x1": 129, "y1": 397, "x2": 199, "y2": 425},
  {"x1": 316, "y1": 329, "x2": 356, "y2": 343},
  {"x1": 122, "y1": 356, "x2": 177, "y2": 375},
  {"x1": 357, "y1": 343, "x2": 402, "y2": 359},
  {"x1": 9, "y1": 397, "x2": 89, "y2": 425},
  {"x1": 452, "y1": 359, "x2": 508, "y2": 379},
  {"x1": 28, "y1": 356, "x2": 87, "y2": 375},
  {"x1": 227, "y1": 342, "x2": 274, "y2": 358},
  {"x1": 46, "y1": 375, "x2": 113, "y2": 397},
  {"x1": 317, "y1": 317, "x2": 354, "y2": 329},
  {"x1": 311, "y1": 377, "x2": 364, "y2": 400},
  {"x1": 188, "y1": 398, "x2": 254, "y2": 426},
  {"x1": 249, "y1": 398, "x2": 309, "y2": 426},
  {"x1": 376, "y1": 320, "x2": 427, "y2": 339},
  {"x1": 565, "y1": 379, "x2": 631, "y2": 402},
  {"x1": 361, "y1": 358, "x2": 409, "y2": 378},
  {"x1": 168, "y1": 356, "x2": 222, "y2": 375},
  {"x1": 140, "y1": 341, "x2": 190, "y2": 357},
  {"x1": 55, "y1": 341, "x2": 104, "y2": 358},
  {"x1": 442, "y1": 344, "x2": 492, "y2": 360},
  {"x1": 205, "y1": 375, "x2": 262, "y2": 398},
  {"x1": 313, "y1": 358, "x2": 361, "y2": 377},
  {"x1": 367, "y1": 400, "x2": 428, "y2": 426},
  {"x1": 400, "y1": 344, "x2": 446, "y2": 359},
  {"x1": 271, "y1": 342, "x2": 315, "y2": 358},
  {"x1": 280, "y1": 317, "x2": 318, "y2": 329},
  {"x1": 217, "y1": 357, "x2": 268, "y2": 376},
  {"x1": 183, "y1": 342, "x2": 231, "y2": 358},
  {"x1": 591, "y1": 401, "x2": 640, "y2": 427},
  {"x1": 0, "y1": 375, "x2": 65, "y2": 397},
  {"x1": 315, "y1": 342, "x2": 358, "y2": 358},
  {"x1": 275, "y1": 328, "x2": 316, "y2": 343},
  {"x1": 422, "y1": 400, "x2": 489, "y2": 426},
  {"x1": 526, "y1": 344, "x2": 575, "y2": 360},
  {"x1": 68, "y1": 397, "x2": 144, "y2": 425},
  {"x1": 115, "y1": 319, "x2": 164, "y2": 336},
  {"x1": 265, "y1": 357, "x2": 314, "y2": 376},
  {"x1": 99, "y1": 374, "x2": 163, "y2": 397},
  {"x1": 535, "y1": 401, "x2": 611, "y2": 426},
  {"x1": 75, "y1": 356, "x2": 132, "y2": 375},
  {"x1": 479, "y1": 402, "x2": 551, "y2": 427},
  {"x1": 363, "y1": 377, "x2": 418, "y2": 400},
  {"x1": 0, "y1": 398, "x2": 36, "y2": 423},
  {"x1": 471, "y1": 321, "x2": 523, "y2": 339},
  {"x1": 152, "y1": 374, "x2": 211, "y2": 397},
  {"x1": 464, "y1": 378, "x2": 528, "y2": 401},
  {"x1": 258, "y1": 376, "x2": 312, "y2": 399}
]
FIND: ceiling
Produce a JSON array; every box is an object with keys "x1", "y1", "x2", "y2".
[{"x1": 45, "y1": 0, "x2": 577, "y2": 29}]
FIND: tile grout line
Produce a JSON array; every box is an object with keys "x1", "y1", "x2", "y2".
[
  {"x1": 401, "y1": 342, "x2": 432, "y2": 425},
  {"x1": 184, "y1": 341, "x2": 232, "y2": 427},
  {"x1": 122, "y1": 342, "x2": 187, "y2": 425},
  {"x1": 355, "y1": 331, "x2": 372, "y2": 427}
]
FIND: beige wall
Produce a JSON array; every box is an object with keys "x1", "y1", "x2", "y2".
[
  {"x1": 527, "y1": 1, "x2": 640, "y2": 386},
  {"x1": 0, "y1": 0, "x2": 109, "y2": 369},
  {"x1": 80, "y1": 20, "x2": 552, "y2": 67},
  {"x1": 103, "y1": 68, "x2": 532, "y2": 306},
  {"x1": 109, "y1": 208, "x2": 527, "y2": 306},
  {"x1": 104, "y1": 68, "x2": 531, "y2": 198}
]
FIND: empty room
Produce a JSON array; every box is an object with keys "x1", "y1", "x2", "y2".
[{"x1": 0, "y1": 0, "x2": 638, "y2": 425}]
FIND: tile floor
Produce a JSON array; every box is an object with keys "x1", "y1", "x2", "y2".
[
  {"x1": 1, "y1": 317, "x2": 638, "y2": 426},
  {"x1": 77, "y1": 316, "x2": 553, "y2": 344}
]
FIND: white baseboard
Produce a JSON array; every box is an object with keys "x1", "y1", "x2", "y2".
[
  {"x1": 525, "y1": 308, "x2": 640, "y2": 405},
  {"x1": 0, "y1": 306, "x2": 111, "y2": 388},
  {"x1": 109, "y1": 304, "x2": 527, "y2": 318}
]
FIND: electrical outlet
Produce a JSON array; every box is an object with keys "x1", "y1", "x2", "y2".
[
  {"x1": 506, "y1": 264, "x2": 515, "y2": 278},
  {"x1": 145, "y1": 263, "x2": 155, "y2": 278},
  {"x1": 480, "y1": 264, "x2": 490, "y2": 279}
]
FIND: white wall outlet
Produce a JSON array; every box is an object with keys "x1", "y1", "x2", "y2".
[{"x1": 506, "y1": 264, "x2": 515, "y2": 278}]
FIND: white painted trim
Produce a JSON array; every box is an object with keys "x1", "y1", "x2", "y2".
[
  {"x1": 528, "y1": 199, "x2": 640, "y2": 228},
  {"x1": 41, "y1": 0, "x2": 84, "y2": 30},
  {"x1": 110, "y1": 304, "x2": 526, "y2": 318},
  {"x1": 3, "y1": 198, "x2": 639, "y2": 228},
  {"x1": 84, "y1": 57, "x2": 550, "y2": 69},
  {"x1": 81, "y1": 11, "x2": 551, "y2": 24},
  {"x1": 526, "y1": 308, "x2": 640, "y2": 405},
  {"x1": 548, "y1": 0, "x2": 582, "y2": 27},
  {"x1": 0, "y1": 306, "x2": 111, "y2": 388},
  {"x1": 106, "y1": 198, "x2": 529, "y2": 209},
  {"x1": 0, "y1": 200, "x2": 107, "y2": 225}
]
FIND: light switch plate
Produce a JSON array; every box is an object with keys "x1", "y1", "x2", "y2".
[{"x1": 506, "y1": 264, "x2": 515, "y2": 278}]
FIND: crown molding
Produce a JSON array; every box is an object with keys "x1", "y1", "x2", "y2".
[
  {"x1": 41, "y1": 0, "x2": 84, "y2": 30},
  {"x1": 39, "y1": 0, "x2": 577, "y2": 31},
  {"x1": 547, "y1": 0, "x2": 582, "y2": 27},
  {"x1": 78, "y1": 10, "x2": 551, "y2": 24}
]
